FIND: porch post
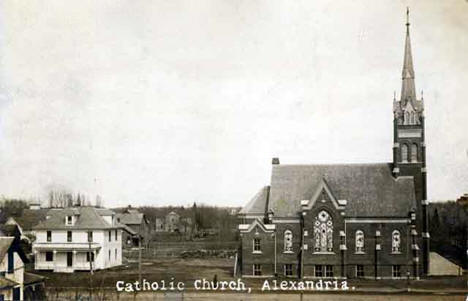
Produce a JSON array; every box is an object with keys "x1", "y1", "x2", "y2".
[
  {"x1": 73, "y1": 250, "x2": 77, "y2": 271},
  {"x1": 34, "y1": 250, "x2": 38, "y2": 270},
  {"x1": 53, "y1": 250, "x2": 57, "y2": 272}
]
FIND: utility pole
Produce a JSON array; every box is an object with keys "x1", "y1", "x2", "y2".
[
  {"x1": 88, "y1": 239, "x2": 93, "y2": 298},
  {"x1": 138, "y1": 234, "x2": 142, "y2": 284}
]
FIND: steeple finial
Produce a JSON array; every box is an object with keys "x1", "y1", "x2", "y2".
[{"x1": 406, "y1": 7, "x2": 410, "y2": 28}]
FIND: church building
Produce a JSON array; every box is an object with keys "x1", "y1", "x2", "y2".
[{"x1": 237, "y1": 11, "x2": 429, "y2": 280}]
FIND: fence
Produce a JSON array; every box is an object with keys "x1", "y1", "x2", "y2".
[{"x1": 124, "y1": 241, "x2": 239, "y2": 259}]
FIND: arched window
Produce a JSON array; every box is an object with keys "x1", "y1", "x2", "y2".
[
  {"x1": 392, "y1": 230, "x2": 401, "y2": 253},
  {"x1": 401, "y1": 144, "x2": 408, "y2": 163},
  {"x1": 355, "y1": 230, "x2": 364, "y2": 253},
  {"x1": 314, "y1": 210, "x2": 333, "y2": 252},
  {"x1": 411, "y1": 143, "x2": 418, "y2": 162},
  {"x1": 284, "y1": 230, "x2": 293, "y2": 252}
]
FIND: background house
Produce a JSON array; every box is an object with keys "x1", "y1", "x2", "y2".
[{"x1": 116, "y1": 207, "x2": 150, "y2": 248}]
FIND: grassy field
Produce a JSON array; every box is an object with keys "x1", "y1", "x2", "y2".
[
  {"x1": 35, "y1": 257, "x2": 467, "y2": 290},
  {"x1": 37, "y1": 258, "x2": 235, "y2": 288}
]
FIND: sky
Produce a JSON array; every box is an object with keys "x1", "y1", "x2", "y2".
[{"x1": 0, "y1": 0, "x2": 467, "y2": 207}]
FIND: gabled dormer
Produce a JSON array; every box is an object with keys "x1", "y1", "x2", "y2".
[{"x1": 65, "y1": 214, "x2": 78, "y2": 226}]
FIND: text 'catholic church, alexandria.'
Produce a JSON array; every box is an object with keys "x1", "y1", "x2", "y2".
[{"x1": 237, "y1": 11, "x2": 430, "y2": 280}]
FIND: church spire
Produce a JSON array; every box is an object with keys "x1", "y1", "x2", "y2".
[{"x1": 401, "y1": 7, "x2": 416, "y2": 103}]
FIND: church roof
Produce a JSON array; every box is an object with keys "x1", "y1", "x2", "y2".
[
  {"x1": 241, "y1": 163, "x2": 416, "y2": 218},
  {"x1": 239, "y1": 186, "x2": 269, "y2": 215}
]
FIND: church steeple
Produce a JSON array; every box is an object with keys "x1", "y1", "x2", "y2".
[
  {"x1": 391, "y1": 8, "x2": 429, "y2": 276},
  {"x1": 393, "y1": 8, "x2": 424, "y2": 126},
  {"x1": 401, "y1": 8, "x2": 416, "y2": 103}
]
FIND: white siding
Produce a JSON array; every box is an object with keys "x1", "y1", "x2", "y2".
[{"x1": 33, "y1": 228, "x2": 122, "y2": 272}]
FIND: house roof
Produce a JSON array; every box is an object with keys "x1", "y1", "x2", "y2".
[
  {"x1": 0, "y1": 237, "x2": 14, "y2": 262},
  {"x1": 96, "y1": 208, "x2": 115, "y2": 216},
  {"x1": 14, "y1": 209, "x2": 50, "y2": 231},
  {"x1": 242, "y1": 163, "x2": 416, "y2": 218},
  {"x1": 0, "y1": 276, "x2": 18, "y2": 289},
  {"x1": 33, "y1": 207, "x2": 121, "y2": 230},
  {"x1": 24, "y1": 272, "x2": 45, "y2": 286},
  {"x1": 115, "y1": 213, "x2": 145, "y2": 225},
  {"x1": 120, "y1": 224, "x2": 137, "y2": 235},
  {"x1": 0, "y1": 224, "x2": 20, "y2": 238}
]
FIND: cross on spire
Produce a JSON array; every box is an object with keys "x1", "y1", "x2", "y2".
[{"x1": 406, "y1": 7, "x2": 410, "y2": 28}]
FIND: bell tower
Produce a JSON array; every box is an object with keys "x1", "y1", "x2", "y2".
[{"x1": 392, "y1": 8, "x2": 429, "y2": 276}]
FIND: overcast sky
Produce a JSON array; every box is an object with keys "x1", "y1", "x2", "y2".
[{"x1": 0, "y1": 0, "x2": 467, "y2": 207}]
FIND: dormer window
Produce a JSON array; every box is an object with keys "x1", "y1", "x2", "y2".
[{"x1": 66, "y1": 216, "x2": 73, "y2": 225}]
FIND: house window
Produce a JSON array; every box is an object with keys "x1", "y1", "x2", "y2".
[
  {"x1": 392, "y1": 265, "x2": 401, "y2": 278},
  {"x1": 115, "y1": 249, "x2": 117, "y2": 260},
  {"x1": 88, "y1": 231, "x2": 93, "y2": 242},
  {"x1": 313, "y1": 210, "x2": 333, "y2": 252},
  {"x1": 109, "y1": 250, "x2": 111, "y2": 261},
  {"x1": 66, "y1": 216, "x2": 72, "y2": 225},
  {"x1": 325, "y1": 265, "x2": 334, "y2": 277},
  {"x1": 355, "y1": 230, "x2": 364, "y2": 253},
  {"x1": 284, "y1": 264, "x2": 293, "y2": 276},
  {"x1": 392, "y1": 230, "x2": 401, "y2": 253},
  {"x1": 86, "y1": 252, "x2": 94, "y2": 262},
  {"x1": 356, "y1": 265, "x2": 364, "y2": 277},
  {"x1": 47, "y1": 231, "x2": 52, "y2": 242},
  {"x1": 314, "y1": 265, "x2": 323, "y2": 277},
  {"x1": 115, "y1": 230, "x2": 117, "y2": 241},
  {"x1": 284, "y1": 230, "x2": 293, "y2": 252},
  {"x1": 45, "y1": 251, "x2": 53, "y2": 262},
  {"x1": 253, "y1": 238, "x2": 261, "y2": 253},
  {"x1": 411, "y1": 143, "x2": 418, "y2": 162},
  {"x1": 108, "y1": 231, "x2": 111, "y2": 242},
  {"x1": 253, "y1": 264, "x2": 261, "y2": 276},
  {"x1": 401, "y1": 144, "x2": 408, "y2": 163},
  {"x1": 67, "y1": 231, "x2": 72, "y2": 242}
]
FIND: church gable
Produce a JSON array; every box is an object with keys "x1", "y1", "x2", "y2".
[
  {"x1": 301, "y1": 178, "x2": 346, "y2": 212},
  {"x1": 238, "y1": 218, "x2": 275, "y2": 234}
]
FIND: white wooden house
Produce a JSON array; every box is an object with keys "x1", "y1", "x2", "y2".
[{"x1": 32, "y1": 207, "x2": 126, "y2": 273}]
